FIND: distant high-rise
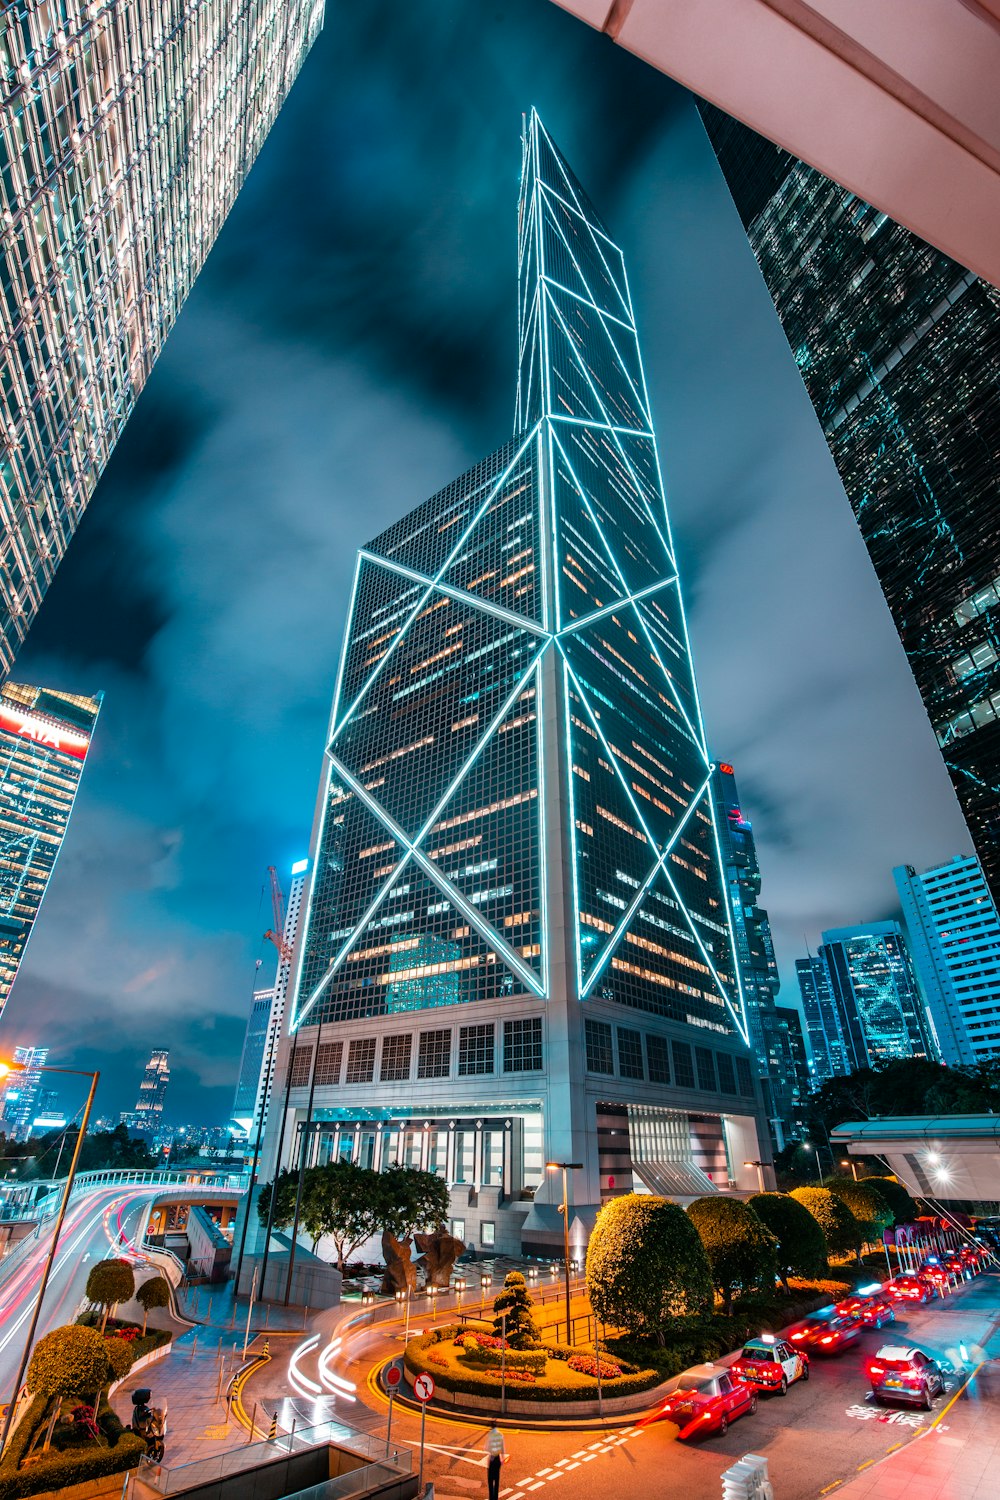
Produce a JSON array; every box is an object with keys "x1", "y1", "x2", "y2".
[
  {"x1": 0, "y1": 1043, "x2": 48, "y2": 1141},
  {"x1": 232, "y1": 864, "x2": 308, "y2": 1135},
  {"x1": 819, "y1": 923, "x2": 937, "y2": 1070},
  {"x1": 0, "y1": 682, "x2": 101, "y2": 1017},
  {"x1": 265, "y1": 113, "x2": 772, "y2": 1255},
  {"x1": 795, "y1": 954, "x2": 847, "y2": 1083},
  {"x1": 894, "y1": 855, "x2": 1000, "y2": 1066},
  {"x1": 774, "y1": 1003, "x2": 811, "y2": 1113},
  {"x1": 712, "y1": 761, "x2": 794, "y2": 1141},
  {"x1": 701, "y1": 107, "x2": 1000, "y2": 909},
  {"x1": 0, "y1": 0, "x2": 324, "y2": 668},
  {"x1": 122, "y1": 1047, "x2": 169, "y2": 1132}
]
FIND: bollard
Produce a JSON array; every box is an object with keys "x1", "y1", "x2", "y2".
[
  {"x1": 190, "y1": 1333, "x2": 198, "y2": 1359},
  {"x1": 247, "y1": 1403, "x2": 258, "y2": 1444}
]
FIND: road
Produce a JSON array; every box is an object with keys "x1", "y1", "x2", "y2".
[
  {"x1": 0, "y1": 1185, "x2": 168, "y2": 1409},
  {"x1": 265, "y1": 1270, "x2": 1000, "y2": 1500}
]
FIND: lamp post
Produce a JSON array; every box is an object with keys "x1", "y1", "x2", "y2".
[
  {"x1": 0, "y1": 1061, "x2": 99, "y2": 1457},
  {"x1": 840, "y1": 1158, "x2": 859, "y2": 1182},
  {"x1": 546, "y1": 1161, "x2": 582, "y2": 1346},
  {"x1": 454, "y1": 1276, "x2": 466, "y2": 1321},
  {"x1": 480, "y1": 1272, "x2": 491, "y2": 1318},
  {"x1": 802, "y1": 1142, "x2": 822, "y2": 1187},
  {"x1": 395, "y1": 1287, "x2": 412, "y2": 1344},
  {"x1": 744, "y1": 1160, "x2": 766, "y2": 1193}
]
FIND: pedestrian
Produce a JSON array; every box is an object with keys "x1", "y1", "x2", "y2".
[{"x1": 485, "y1": 1420, "x2": 506, "y2": 1500}]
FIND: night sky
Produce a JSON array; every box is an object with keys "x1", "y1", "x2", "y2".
[{"x1": 2, "y1": 1, "x2": 970, "y2": 1124}]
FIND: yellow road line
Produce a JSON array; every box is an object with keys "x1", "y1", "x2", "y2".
[
  {"x1": 856, "y1": 1459, "x2": 874, "y2": 1471},
  {"x1": 819, "y1": 1482, "x2": 842, "y2": 1494},
  {"x1": 926, "y1": 1361, "x2": 984, "y2": 1430},
  {"x1": 885, "y1": 1442, "x2": 903, "y2": 1453}
]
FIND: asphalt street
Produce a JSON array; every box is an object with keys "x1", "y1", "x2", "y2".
[
  {"x1": 0, "y1": 1185, "x2": 169, "y2": 1410},
  {"x1": 285, "y1": 1270, "x2": 1000, "y2": 1500}
]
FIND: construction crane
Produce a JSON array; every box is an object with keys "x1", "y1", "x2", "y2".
[{"x1": 263, "y1": 865, "x2": 293, "y2": 965}]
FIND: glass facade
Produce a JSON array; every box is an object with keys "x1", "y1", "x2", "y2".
[
  {"x1": 895, "y1": 854, "x2": 1000, "y2": 1066},
  {"x1": 701, "y1": 106, "x2": 1000, "y2": 908},
  {"x1": 711, "y1": 761, "x2": 793, "y2": 1135},
  {"x1": 121, "y1": 1045, "x2": 169, "y2": 1130},
  {"x1": 819, "y1": 922, "x2": 936, "y2": 1070},
  {"x1": 795, "y1": 954, "x2": 846, "y2": 1083},
  {"x1": 231, "y1": 987, "x2": 273, "y2": 1130},
  {"x1": 0, "y1": 0, "x2": 324, "y2": 668},
  {"x1": 0, "y1": 679, "x2": 99, "y2": 1017},
  {"x1": 0, "y1": 1042, "x2": 48, "y2": 1140}
]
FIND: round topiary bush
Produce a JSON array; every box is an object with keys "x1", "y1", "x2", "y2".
[
  {"x1": 825, "y1": 1180, "x2": 894, "y2": 1260},
  {"x1": 687, "y1": 1196, "x2": 779, "y2": 1313},
  {"x1": 858, "y1": 1176, "x2": 918, "y2": 1226},
  {"x1": 492, "y1": 1271, "x2": 541, "y2": 1349},
  {"x1": 85, "y1": 1259, "x2": 135, "y2": 1332},
  {"x1": 748, "y1": 1192, "x2": 828, "y2": 1288},
  {"x1": 586, "y1": 1194, "x2": 712, "y2": 1341},
  {"x1": 27, "y1": 1325, "x2": 114, "y2": 1451},
  {"x1": 790, "y1": 1186, "x2": 859, "y2": 1261}
]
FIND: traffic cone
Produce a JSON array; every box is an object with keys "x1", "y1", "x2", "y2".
[
  {"x1": 266, "y1": 1413, "x2": 277, "y2": 1442},
  {"x1": 263, "y1": 1339, "x2": 270, "y2": 1357}
]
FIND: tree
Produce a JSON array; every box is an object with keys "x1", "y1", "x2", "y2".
[
  {"x1": 790, "y1": 1187, "x2": 859, "y2": 1262},
  {"x1": 687, "y1": 1197, "x2": 779, "y2": 1314},
  {"x1": 748, "y1": 1192, "x2": 828, "y2": 1290},
  {"x1": 257, "y1": 1167, "x2": 298, "y2": 1233},
  {"x1": 826, "y1": 1180, "x2": 893, "y2": 1260},
  {"x1": 861, "y1": 1176, "x2": 918, "y2": 1226},
  {"x1": 586, "y1": 1194, "x2": 712, "y2": 1342},
  {"x1": 492, "y1": 1272, "x2": 540, "y2": 1349},
  {"x1": 27, "y1": 1326, "x2": 112, "y2": 1450},
  {"x1": 376, "y1": 1167, "x2": 451, "y2": 1241},
  {"x1": 136, "y1": 1275, "x2": 171, "y2": 1334},
  {"x1": 260, "y1": 1162, "x2": 381, "y2": 1269},
  {"x1": 85, "y1": 1259, "x2": 135, "y2": 1332},
  {"x1": 104, "y1": 1337, "x2": 134, "y2": 1384}
]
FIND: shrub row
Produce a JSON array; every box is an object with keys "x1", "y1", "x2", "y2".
[
  {"x1": 458, "y1": 1339, "x2": 547, "y2": 1375},
  {"x1": 405, "y1": 1327, "x2": 661, "y2": 1404},
  {"x1": 0, "y1": 1395, "x2": 144, "y2": 1500}
]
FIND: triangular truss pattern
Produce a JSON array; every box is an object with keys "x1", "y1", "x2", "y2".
[{"x1": 294, "y1": 112, "x2": 748, "y2": 1046}]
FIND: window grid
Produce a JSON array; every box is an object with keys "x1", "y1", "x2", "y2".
[
  {"x1": 380, "y1": 1033, "x2": 412, "y2": 1083},
  {"x1": 617, "y1": 1026, "x2": 644, "y2": 1080},
  {"x1": 585, "y1": 1018, "x2": 614, "y2": 1075},
  {"x1": 503, "y1": 1017, "x2": 543, "y2": 1072},
  {"x1": 417, "y1": 1028, "x2": 451, "y2": 1079},
  {"x1": 458, "y1": 1023, "x2": 495, "y2": 1076},
  {"x1": 345, "y1": 1037, "x2": 377, "y2": 1085}
]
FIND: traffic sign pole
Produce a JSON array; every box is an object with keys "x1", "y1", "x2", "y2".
[
  {"x1": 418, "y1": 1399, "x2": 426, "y2": 1489},
  {"x1": 413, "y1": 1372, "x2": 435, "y2": 1490},
  {"x1": 384, "y1": 1362, "x2": 402, "y2": 1446}
]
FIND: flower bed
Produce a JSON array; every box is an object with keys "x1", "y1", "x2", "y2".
[
  {"x1": 404, "y1": 1325, "x2": 660, "y2": 1403},
  {"x1": 0, "y1": 1394, "x2": 144, "y2": 1500}
]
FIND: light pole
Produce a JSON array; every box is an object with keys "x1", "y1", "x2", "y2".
[
  {"x1": 802, "y1": 1142, "x2": 822, "y2": 1187},
  {"x1": 546, "y1": 1161, "x2": 582, "y2": 1346},
  {"x1": 0, "y1": 1060, "x2": 99, "y2": 1457},
  {"x1": 744, "y1": 1159, "x2": 766, "y2": 1193},
  {"x1": 840, "y1": 1157, "x2": 859, "y2": 1182}
]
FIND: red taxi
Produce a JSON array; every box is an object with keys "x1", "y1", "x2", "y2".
[
  {"x1": 786, "y1": 1306, "x2": 862, "y2": 1355},
  {"x1": 650, "y1": 1365, "x2": 757, "y2": 1438},
  {"x1": 731, "y1": 1336, "x2": 809, "y2": 1395},
  {"x1": 835, "y1": 1284, "x2": 895, "y2": 1330},
  {"x1": 885, "y1": 1274, "x2": 936, "y2": 1305}
]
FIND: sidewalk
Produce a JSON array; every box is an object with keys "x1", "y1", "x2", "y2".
[{"x1": 826, "y1": 1360, "x2": 1000, "y2": 1500}]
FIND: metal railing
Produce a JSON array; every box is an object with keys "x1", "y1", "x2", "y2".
[{"x1": 140, "y1": 1421, "x2": 411, "y2": 1496}]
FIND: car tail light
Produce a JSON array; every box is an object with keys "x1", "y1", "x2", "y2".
[
  {"x1": 820, "y1": 1336, "x2": 834, "y2": 1344},
  {"x1": 869, "y1": 1365, "x2": 883, "y2": 1376},
  {"x1": 791, "y1": 1332, "x2": 804, "y2": 1340}
]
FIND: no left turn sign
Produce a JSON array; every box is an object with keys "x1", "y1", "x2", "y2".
[{"x1": 414, "y1": 1372, "x2": 435, "y2": 1402}]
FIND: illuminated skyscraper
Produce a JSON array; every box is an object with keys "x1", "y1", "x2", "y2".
[
  {"x1": 711, "y1": 761, "x2": 793, "y2": 1143},
  {"x1": 122, "y1": 1046, "x2": 169, "y2": 1131},
  {"x1": 0, "y1": 0, "x2": 324, "y2": 668},
  {"x1": 269, "y1": 114, "x2": 771, "y2": 1255},
  {"x1": 0, "y1": 681, "x2": 100, "y2": 1017},
  {"x1": 795, "y1": 953, "x2": 847, "y2": 1083},
  {"x1": 700, "y1": 106, "x2": 1000, "y2": 907},
  {"x1": 895, "y1": 854, "x2": 1000, "y2": 1066},
  {"x1": 0, "y1": 1043, "x2": 48, "y2": 1141},
  {"x1": 818, "y1": 922, "x2": 937, "y2": 1070}
]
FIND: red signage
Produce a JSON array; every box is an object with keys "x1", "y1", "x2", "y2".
[
  {"x1": 385, "y1": 1365, "x2": 402, "y2": 1389},
  {"x1": 0, "y1": 704, "x2": 89, "y2": 761}
]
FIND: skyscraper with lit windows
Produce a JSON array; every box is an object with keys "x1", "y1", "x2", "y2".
[
  {"x1": 819, "y1": 922, "x2": 937, "y2": 1070},
  {"x1": 0, "y1": 680, "x2": 100, "y2": 1018},
  {"x1": 121, "y1": 1046, "x2": 169, "y2": 1132},
  {"x1": 700, "y1": 105, "x2": 1000, "y2": 907},
  {"x1": 0, "y1": 0, "x2": 324, "y2": 668},
  {"x1": 267, "y1": 114, "x2": 772, "y2": 1256}
]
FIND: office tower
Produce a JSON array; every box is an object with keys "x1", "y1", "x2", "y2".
[
  {"x1": 268, "y1": 113, "x2": 771, "y2": 1256},
  {"x1": 0, "y1": 0, "x2": 325, "y2": 669},
  {"x1": 774, "y1": 1002, "x2": 811, "y2": 1110},
  {"x1": 795, "y1": 954, "x2": 846, "y2": 1083},
  {"x1": 819, "y1": 923, "x2": 936, "y2": 1071},
  {"x1": 0, "y1": 1043, "x2": 48, "y2": 1141},
  {"x1": 711, "y1": 761, "x2": 794, "y2": 1142},
  {"x1": 700, "y1": 107, "x2": 1000, "y2": 908},
  {"x1": 122, "y1": 1047, "x2": 169, "y2": 1131},
  {"x1": 894, "y1": 855, "x2": 1000, "y2": 1066},
  {"x1": 0, "y1": 682, "x2": 101, "y2": 1017},
  {"x1": 232, "y1": 863, "x2": 308, "y2": 1135}
]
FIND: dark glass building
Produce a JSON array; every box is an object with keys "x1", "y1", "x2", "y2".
[
  {"x1": 819, "y1": 922, "x2": 936, "y2": 1070},
  {"x1": 711, "y1": 760, "x2": 794, "y2": 1142},
  {"x1": 0, "y1": 679, "x2": 100, "y2": 1017},
  {"x1": 267, "y1": 114, "x2": 772, "y2": 1256},
  {"x1": 701, "y1": 106, "x2": 1000, "y2": 907},
  {"x1": 795, "y1": 953, "x2": 845, "y2": 1084}
]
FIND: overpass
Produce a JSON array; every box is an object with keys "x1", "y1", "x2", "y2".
[
  {"x1": 832, "y1": 1114, "x2": 1000, "y2": 1201},
  {"x1": 553, "y1": 0, "x2": 1000, "y2": 289}
]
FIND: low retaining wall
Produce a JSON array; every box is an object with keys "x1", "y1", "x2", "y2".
[{"x1": 416, "y1": 1375, "x2": 670, "y2": 1421}]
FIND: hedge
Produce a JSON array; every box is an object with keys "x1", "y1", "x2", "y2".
[
  {"x1": 75, "y1": 1313, "x2": 172, "y2": 1367},
  {"x1": 460, "y1": 1341, "x2": 547, "y2": 1375},
  {"x1": 0, "y1": 1395, "x2": 144, "y2": 1500},
  {"x1": 404, "y1": 1326, "x2": 661, "y2": 1403}
]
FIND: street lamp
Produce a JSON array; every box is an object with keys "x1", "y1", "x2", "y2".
[
  {"x1": 480, "y1": 1272, "x2": 492, "y2": 1316},
  {"x1": 744, "y1": 1159, "x2": 766, "y2": 1193},
  {"x1": 454, "y1": 1276, "x2": 466, "y2": 1320},
  {"x1": 802, "y1": 1142, "x2": 822, "y2": 1187},
  {"x1": 0, "y1": 1060, "x2": 99, "y2": 1457},
  {"x1": 840, "y1": 1158, "x2": 859, "y2": 1182},
  {"x1": 546, "y1": 1161, "x2": 583, "y2": 1346}
]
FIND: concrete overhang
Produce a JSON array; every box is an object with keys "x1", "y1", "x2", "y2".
[
  {"x1": 832, "y1": 1114, "x2": 1000, "y2": 1200},
  {"x1": 552, "y1": 0, "x2": 1000, "y2": 289}
]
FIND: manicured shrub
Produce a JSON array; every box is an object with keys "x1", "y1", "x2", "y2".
[
  {"x1": 790, "y1": 1187, "x2": 859, "y2": 1260},
  {"x1": 403, "y1": 1328, "x2": 660, "y2": 1402},
  {"x1": 492, "y1": 1272, "x2": 541, "y2": 1349},
  {"x1": 826, "y1": 1180, "x2": 894, "y2": 1258},
  {"x1": 687, "y1": 1197, "x2": 779, "y2": 1313},
  {"x1": 748, "y1": 1192, "x2": 829, "y2": 1288},
  {"x1": 587, "y1": 1194, "x2": 713, "y2": 1341},
  {"x1": 858, "y1": 1176, "x2": 918, "y2": 1226},
  {"x1": 26, "y1": 1326, "x2": 112, "y2": 1451},
  {"x1": 135, "y1": 1275, "x2": 171, "y2": 1335},
  {"x1": 85, "y1": 1260, "x2": 135, "y2": 1333}
]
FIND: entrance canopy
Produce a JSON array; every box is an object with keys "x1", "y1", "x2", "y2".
[{"x1": 831, "y1": 1114, "x2": 1000, "y2": 1201}]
